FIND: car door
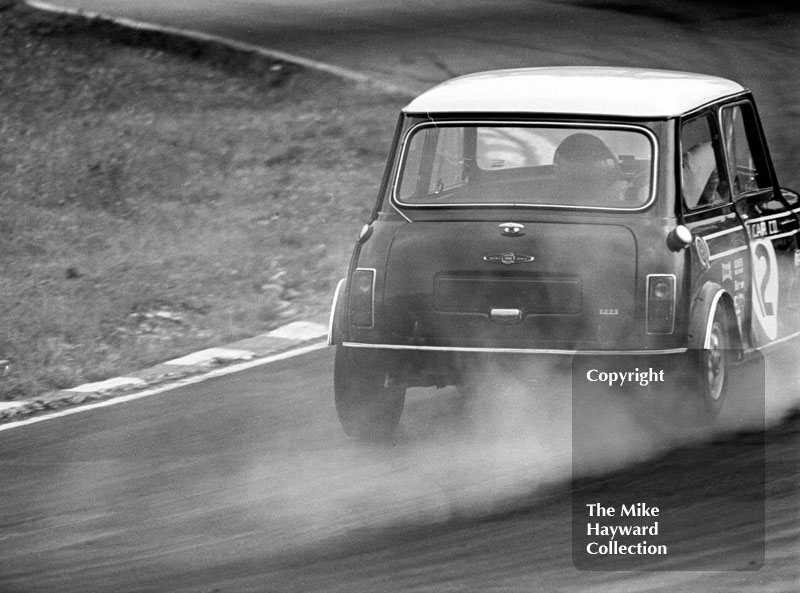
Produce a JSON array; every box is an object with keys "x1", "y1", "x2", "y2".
[
  {"x1": 720, "y1": 99, "x2": 800, "y2": 345},
  {"x1": 679, "y1": 109, "x2": 750, "y2": 345}
]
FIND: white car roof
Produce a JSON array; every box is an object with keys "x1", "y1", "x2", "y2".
[{"x1": 402, "y1": 67, "x2": 747, "y2": 118}]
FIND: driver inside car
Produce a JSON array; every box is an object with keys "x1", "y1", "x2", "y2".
[
  {"x1": 682, "y1": 142, "x2": 721, "y2": 208},
  {"x1": 552, "y1": 133, "x2": 629, "y2": 205}
]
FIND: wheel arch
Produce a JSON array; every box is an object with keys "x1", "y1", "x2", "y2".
[
  {"x1": 687, "y1": 282, "x2": 743, "y2": 354},
  {"x1": 327, "y1": 278, "x2": 347, "y2": 346}
]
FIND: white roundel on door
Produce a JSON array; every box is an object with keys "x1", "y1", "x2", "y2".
[{"x1": 750, "y1": 237, "x2": 779, "y2": 342}]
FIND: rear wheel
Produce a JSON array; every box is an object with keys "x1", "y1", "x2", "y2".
[{"x1": 334, "y1": 347, "x2": 405, "y2": 440}]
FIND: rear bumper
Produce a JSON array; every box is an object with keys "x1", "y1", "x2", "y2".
[
  {"x1": 340, "y1": 342, "x2": 688, "y2": 356},
  {"x1": 336, "y1": 342, "x2": 693, "y2": 389}
]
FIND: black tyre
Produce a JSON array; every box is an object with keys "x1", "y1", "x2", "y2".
[
  {"x1": 696, "y1": 306, "x2": 731, "y2": 417},
  {"x1": 334, "y1": 346, "x2": 405, "y2": 440}
]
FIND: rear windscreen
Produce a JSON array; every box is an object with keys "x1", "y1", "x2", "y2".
[{"x1": 394, "y1": 123, "x2": 656, "y2": 209}]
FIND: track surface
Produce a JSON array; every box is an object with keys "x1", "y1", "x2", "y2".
[
  {"x1": 40, "y1": 0, "x2": 800, "y2": 188},
  {"x1": 4, "y1": 1, "x2": 800, "y2": 591},
  {"x1": 0, "y1": 348, "x2": 798, "y2": 591}
]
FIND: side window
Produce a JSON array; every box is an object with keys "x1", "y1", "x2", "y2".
[
  {"x1": 720, "y1": 102, "x2": 772, "y2": 196},
  {"x1": 680, "y1": 114, "x2": 729, "y2": 210}
]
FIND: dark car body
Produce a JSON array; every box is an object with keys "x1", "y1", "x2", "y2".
[{"x1": 329, "y1": 67, "x2": 800, "y2": 438}]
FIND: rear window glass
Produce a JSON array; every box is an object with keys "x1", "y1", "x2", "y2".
[{"x1": 394, "y1": 123, "x2": 655, "y2": 209}]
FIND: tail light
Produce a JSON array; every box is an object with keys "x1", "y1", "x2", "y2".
[
  {"x1": 646, "y1": 274, "x2": 675, "y2": 334},
  {"x1": 349, "y1": 268, "x2": 375, "y2": 328}
]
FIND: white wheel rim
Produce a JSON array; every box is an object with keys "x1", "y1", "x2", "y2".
[{"x1": 704, "y1": 321, "x2": 726, "y2": 402}]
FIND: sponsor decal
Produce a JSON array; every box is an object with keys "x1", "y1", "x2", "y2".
[
  {"x1": 748, "y1": 219, "x2": 780, "y2": 239},
  {"x1": 721, "y1": 261, "x2": 733, "y2": 283}
]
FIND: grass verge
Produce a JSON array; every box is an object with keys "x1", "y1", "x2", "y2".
[{"x1": 0, "y1": 1, "x2": 407, "y2": 399}]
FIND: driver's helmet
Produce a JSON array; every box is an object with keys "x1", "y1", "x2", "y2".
[{"x1": 553, "y1": 133, "x2": 620, "y2": 192}]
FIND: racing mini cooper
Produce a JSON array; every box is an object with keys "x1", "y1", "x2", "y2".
[{"x1": 329, "y1": 67, "x2": 800, "y2": 439}]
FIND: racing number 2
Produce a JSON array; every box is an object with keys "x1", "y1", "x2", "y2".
[{"x1": 751, "y1": 237, "x2": 779, "y2": 342}]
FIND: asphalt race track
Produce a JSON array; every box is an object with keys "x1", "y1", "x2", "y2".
[
  {"x1": 5, "y1": 1, "x2": 800, "y2": 591},
  {"x1": 40, "y1": 0, "x2": 800, "y2": 189},
  {"x1": 1, "y1": 347, "x2": 799, "y2": 592}
]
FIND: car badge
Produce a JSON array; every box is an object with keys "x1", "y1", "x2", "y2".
[
  {"x1": 694, "y1": 235, "x2": 710, "y2": 269},
  {"x1": 483, "y1": 252, "x2": 535, "y2": 265}
]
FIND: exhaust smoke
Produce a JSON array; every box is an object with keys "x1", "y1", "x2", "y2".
[{"x1": 236, "y1": 346, "x2": 795, "y2": 557}]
